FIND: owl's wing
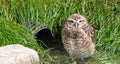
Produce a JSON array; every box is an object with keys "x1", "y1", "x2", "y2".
[{"x1": 83, "y1": 25, "x2": 94, "y2": 42}]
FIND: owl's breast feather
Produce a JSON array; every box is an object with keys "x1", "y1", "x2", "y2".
[
  {"x1": 63, "y1": 28, "x2": 71, "y2": 37},
  {"x1": 72, "y1": 29, "x2": 81, "y2": 39},
  {"x1": 63, "y1": 27, "x2": 81, "y2": 39},
  {"x1": 72, "y1": 32, "x2": 79, "y2": 39}
]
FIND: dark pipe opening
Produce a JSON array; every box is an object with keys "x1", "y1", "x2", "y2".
[
  {"x1": 34, "y1": 26, "x2": 66, "y2": 53},
  {"x1": 35, "y1": 28, "x2": 53, "y2": 48}
]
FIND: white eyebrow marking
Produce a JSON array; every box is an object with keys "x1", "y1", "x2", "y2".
[
  {"x1": 69, "y1": 18, "x2": 76, "y2": 22},
  {"x1": 77, "y1": 19, "x2": 84, "y2": 22}
]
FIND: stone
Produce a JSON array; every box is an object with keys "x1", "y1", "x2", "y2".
[{"x1": 0, "y1": 44, "x2": 39, "y2": 64}]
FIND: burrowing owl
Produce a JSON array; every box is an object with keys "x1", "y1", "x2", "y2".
[{"x1": 61, "y1": 14, "x2": 95, "y2": 60}]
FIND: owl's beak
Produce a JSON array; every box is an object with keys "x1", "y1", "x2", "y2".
[{"x1": 74, "y1": 23, "x2": 78, "y2": 28}]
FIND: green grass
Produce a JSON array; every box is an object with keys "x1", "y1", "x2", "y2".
[
  {"x1": 0, "y1": 0, "x2": 120, "y2": 64},
  {"x1": 0, "y1": 17, "x2": 44, "y2": 57}
]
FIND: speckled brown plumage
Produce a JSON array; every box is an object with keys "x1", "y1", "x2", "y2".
[{"x1": 61, "y1": 14, "x2": 95, "y2": 60}]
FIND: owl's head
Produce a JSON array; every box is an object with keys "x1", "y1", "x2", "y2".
[{"x1": 65, "y1": 14, "x2": 88, "y2": 28}]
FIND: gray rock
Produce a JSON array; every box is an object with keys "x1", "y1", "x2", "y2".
[{"x1": 0, "y1": 44, "x2": 39, "y2": 64}]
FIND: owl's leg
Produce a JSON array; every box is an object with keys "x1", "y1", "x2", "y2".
[
  {"x1": 70, "y1": 56, "x2": 78, "y2": 64},
  {"x1": 68, "y1": 56, "x2": 76, "y2": 62},
  {"x1": 71, "y1": 56, "x2": 76, "y2": 61},
  {"x1": 81, "y1": 57, "x2": 84, "y2": 61},
  {"x1": 76, "y1": 58, "x2": 85, "y2": 64}
]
